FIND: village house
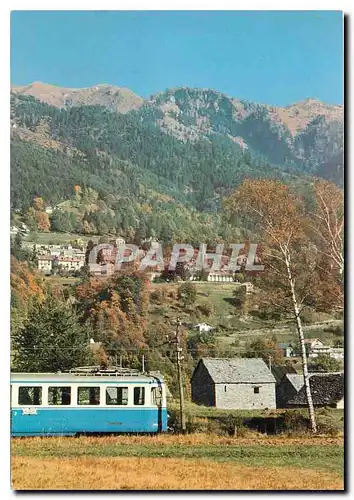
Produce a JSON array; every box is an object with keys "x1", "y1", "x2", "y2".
[
  {"x1": 286, "y1": 372, "x2": 344, "y2": 409},
  {"x1": 89, "y1": 262, "x2": 116, "y2": 277},
  {"x1": 303, "y1": 338, "x2": 325, "y2": 357},
  {"x1": 192, "y1": 323, "x2": 216, "y2": 333},
  {"x1": 191, "y1": 358, "x2": 276, "y2": 410},
  {"x1": 278, "y1": 343, "x2": 295, "y2": 358},
  {"x1": 330, "y1": 347, "x2": 344, "y2": 360},
  {"x1": 207, "y1": 273, "x2": 234, "y2": 282},
  {"x1": 37, "y1": 255, "x2": 85, "y2": 274},
  {"x1": 58, "y1": 255, "x2": 85, "y2": 271},
  {"x1": 37, "y1": 256, "x2": 53, "y2": 274}
]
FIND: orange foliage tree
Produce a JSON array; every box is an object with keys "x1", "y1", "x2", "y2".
[
  {"x1": 75, "y1": 269, "x2": 149, "y2": 363},
  {"x1": 11, "y1": 256, "x2": 46, "y2": 339},
  {"x1": 224, "y1": 179, "x2": 318, "y2": 432},
  {"x1": 26, "y1": 197, "x2": 51, "y2": 232}
]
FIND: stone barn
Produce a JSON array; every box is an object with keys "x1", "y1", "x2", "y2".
[
  {"x1": 191, "y1": 358, "x2": 276, "y2": 410},
  {"x1": 287, "y1": 372, "x2": 344, "y2": 409},
  {"x1": 276, "y1": 373, "x2": 305, "y2": 408}
]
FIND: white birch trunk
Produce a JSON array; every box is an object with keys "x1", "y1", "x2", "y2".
[{"x1": 285, "y1": 255, "x2": 317, "y2": 433}]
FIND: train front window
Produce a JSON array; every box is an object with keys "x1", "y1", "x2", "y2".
[
  {"x1": 106, "y1": 387, "x2": 128, "y2": 405},
  {"x1": 134, "y1": 387, "x2": 145, "y2": 405},
  {"x1": 18, "y1": 386, "x2": 42, "y2": 405},
  {"x1": 151, "y1": 387, "x2": 162, "y2": 406},
  {"x1": 77, "y1": 387, "x2": 100, "y2": 405},
  {"x1": 48, "y1": 387, "x2": 71, "y2": 405}
]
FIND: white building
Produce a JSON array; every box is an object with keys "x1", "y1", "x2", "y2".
[
  {"x1": 330, "y1": 348, "x2": 344, "y2": 360},
  {"x1": 193, "y1": 323, "x2": 215, "y2": 333},
  {"x1": 37, "y1": 256, "x2": 53, "y2": 273},
  {"x1": 207, "y1": 273, "x2": 234, "y2": 282},
  {"x1": 58, "y1": 256, "x2": 85, "y2": 271}
]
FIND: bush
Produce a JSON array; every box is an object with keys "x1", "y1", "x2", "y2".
[
  {"x1": 219, "y1": 414, "x2": 247, "y2": 437},
  {"x1": 308, "y1": 355, "x2": 343, "y2": 373},
  {"x1": 178, "y1": 282, "x2": 197, "y2": 307},
  {"x1": 282, "y1": 411, "x2": 310, "y2": 433},
  {"x1": 150, "y1": 290, "x2": 162, "y2": 304},
  {"x1": 300, "y1": 308, "x2": 333, "y2": 324},
  {"x1": 196, "y1": 301, "x2": 214, "y2": 317},
  {"x1": 323, "y1": 324, "x2": 344, "y2": 336}
]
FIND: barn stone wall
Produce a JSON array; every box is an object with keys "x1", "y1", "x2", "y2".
[
  {"x1": 191, "y1": 363, "x2": 215, "y2": 406},
  {"x1": 215, "y1": 383, "x2": 276, "y2": 410}
]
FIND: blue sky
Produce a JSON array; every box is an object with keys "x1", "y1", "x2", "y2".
[{"x1": 11, "y1": 11, "x2": 343, "y2": 106}]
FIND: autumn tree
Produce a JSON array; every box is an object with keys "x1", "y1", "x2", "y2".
[
  {"x1": 25, "y1": 196, "x2": 51, "y2": 232},
  {"x1": 243, "y1": 337, "x2": 284, "y2": 366},
  {"x1": 224, "y1": 179, "x2": 318, "y2": 432},
  {"x1": 310, "y1": 179, "x2": 344, "y2": 275},
  {"x1": 75, "y1": 270, "x2": 149, "y2": 360},
  {"x1": 10, "y1": 256, "x2": 46, "y2": 339},
  {"x1": 305, "y1": 179, "x2": 344, "y2": 312}
]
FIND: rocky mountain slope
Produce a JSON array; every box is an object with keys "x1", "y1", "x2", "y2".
[
  {"x1": 12, "y1": 81, "x2": 144, "y2": 114},
  {"x1": 11, "y1": 82, "x2": 343, "y2": 184},
  {"x1": 10, "y1": 81, "x2": 344, "y2": 243}
]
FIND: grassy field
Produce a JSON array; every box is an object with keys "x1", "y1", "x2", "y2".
[
  {"x1": 23, "y1": 231, "x2": 96, "y2": 245},
  {"x1": 149, "y1": 281, "x2": 343, "y2": 347},
  {"x1": 11, "y1": 434, "x2": 344, "y2": 490}
]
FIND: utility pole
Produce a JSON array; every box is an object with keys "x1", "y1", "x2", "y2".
[
  {"x1": 268, "y1": 354, "x2": 272, "y2": 372},
  {"x1": 175, "y1": 317, "x2": 186, "y2": 434}
]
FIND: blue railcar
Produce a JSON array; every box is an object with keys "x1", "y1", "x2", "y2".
[{"x1": 11, "y1": 371, "x2": 168, "y2": 436}]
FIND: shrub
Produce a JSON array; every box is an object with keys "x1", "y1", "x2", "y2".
[
  {"x1": 197, "y1": 301, "x2": 214, "y2": 317},
  {"x1": 219, "y1": 414, "x2": 247, "y2": 437},
  {"x1": 150, "y1": 290, "x2": 162, "y2": 304},
  {"x1": 308, "y1": 355, "x2": 343, "y2": 373},
  {"x1": 323, "y1": 324, "x2": 344, "y2": 336},
  {"x1": 282, "y1": 411, "x2": 310, "y2": 433},
  {"x1": 178, "y1": 282, "x2": 197, "y2": 307}
]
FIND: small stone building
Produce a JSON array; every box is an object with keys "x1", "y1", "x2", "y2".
[
  {"x1": 276, "y1": 373, "x2": 305, "y2": 408},
  {"x1": 286, "y1": 372, "x2": 344, "y2": 409},
  {"x1": 191, "y1": 358, "x2": 276, "y2": 410}
]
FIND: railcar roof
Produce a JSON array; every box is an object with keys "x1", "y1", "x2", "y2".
[{"x1": 11, "y1": 373, "x2": 164, "y2": 383}]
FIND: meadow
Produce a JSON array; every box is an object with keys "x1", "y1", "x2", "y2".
[{"x1": 11, "y1": 434, "x2": 344, "y2": 490}]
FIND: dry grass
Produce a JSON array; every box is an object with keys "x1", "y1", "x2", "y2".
[
  {"x1": 12, "y1": 433, "x2": 343, "y2": 450},
  {"x1": 12, "y1": 456, "x2": 344, "y2": 491}
]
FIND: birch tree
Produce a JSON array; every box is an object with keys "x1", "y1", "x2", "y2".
[
  {"x1": 305, "y1": 179, "x2": 344, "y2": 313},
  {"x1": 310, "y1": 179, "x2": 344, "y2": 276},
  {"x1": 224, "y1": 179, "x2": 318, "y2": 432}
]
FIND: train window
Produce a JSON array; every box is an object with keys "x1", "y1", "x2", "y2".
[
  {"x1": 134, "y1": 387, "x2": 145, "y2": 405},
  {"x1": 18, "y1": 386, "x2": 42, "y2": 406},
  {"x1": 106, "y1": 387, "x2": 128, "y2": 405},
  {"x1": 151, "y1": 387, "x2": 162, "y2": 406},
  {"x1": 48, "y1": 387, "x2": 71, "y2": 405},
  {"x1": 77, "y1": 387, "x2": 100, "y2": 405}
]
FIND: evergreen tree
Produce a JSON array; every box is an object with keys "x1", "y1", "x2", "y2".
[{"x1": 12, "y1": 298, "x2": 93, "y2": 372}]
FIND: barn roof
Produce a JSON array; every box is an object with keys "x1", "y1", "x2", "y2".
[
  {"x1": 287, "y1": 372, "x2": 344, "y2": 406},
  {"x1": 271, "y1": 364, "x2": 297, "y2": 383},
  {"x1": 285, "y1": 374, "x2": 305, "y2": 392},
  {"x1": 196, "y1": 358, "x2": 276, "y2": 384}
]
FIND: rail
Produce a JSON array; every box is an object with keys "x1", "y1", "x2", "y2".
[
  {"x1": 65, "y1": 366, "x2": 143, "y2": 377},
  {"x1": 64, "y1": 366, "x2": 163, "y2": 378}
]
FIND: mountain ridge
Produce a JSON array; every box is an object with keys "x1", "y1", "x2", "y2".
[{"x1": 11, "y1": 81, "x2": 343, "y2": 135}]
